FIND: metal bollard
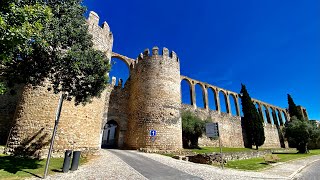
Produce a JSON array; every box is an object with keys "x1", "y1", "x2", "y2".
[
  {"x1": 70, "y1": 151, "x2": 81, "y2": 171},
  {"x1": 62, "y1": 150, "x2": 72, "y2": 173}
]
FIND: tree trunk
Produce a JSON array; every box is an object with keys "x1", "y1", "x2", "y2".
[
  {"x1": 297, "y1": 143, "x2": 308, "y2": 153},
  {"x1": 190, "y1": 136, "x2": 199, "y2": 149}
]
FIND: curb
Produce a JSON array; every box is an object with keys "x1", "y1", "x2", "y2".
[{"x1": 288, "y1": 158, "x2": 320, "y2": 179}]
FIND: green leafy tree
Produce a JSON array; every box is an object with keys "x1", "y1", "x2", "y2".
[
  {"x1": 182, "y1": 111, "x2": 207, "y2": 149},
  {"x1": 284, "y1": 95, "x2": 320, "y2": 153},
  {"x1": 287, "y1": 94, "x2": 303, "y2": 120},
  {"x1": 0, "y1": 0, "x2": 110, "y2": 104},
  {"x1": 240, "y1": 84, "x2": 265, "y2": 149},
  {"x1": 0, "y1": 0, "x2": 52, "y2": 93},
  {"x1": 284, "y1": 116, "x2": 319, "y2": 153}
]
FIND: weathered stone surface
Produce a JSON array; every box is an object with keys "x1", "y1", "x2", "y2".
[
  {"x1": 182, "y1": 104, "x2": 285, "y2": 148},
  {"x1": 181, "y1": 104, "x2": 244, "y2": 148},
  {"x1": 0, "y1": 85, "x2": 23, "y2": 145},
  {"x1": 125, "y1": 47, "x2": 182, "y2": 150},
  {"x1": 5, "y1": 84, "x2": 109, "y2": 158},
  {"x1": 262, "y1": 124, "x2": 282, "y2": 148},
  {"x1": 188, "y1": 150, "x2": 272, "y2": 165}
]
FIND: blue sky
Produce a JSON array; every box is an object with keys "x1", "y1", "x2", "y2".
[{"x1": 83, "y1": 0, "x2": 319, "y2": 120}]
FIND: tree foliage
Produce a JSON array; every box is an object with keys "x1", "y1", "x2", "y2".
[
  {"x1": 0, "y1": 0, "x2": 110, "y2": 105},
  {"x1": 182, "y1": 111, "x2": 207, "y2": 149},
  {"x1": 284, "y1": 94, "x2": 320, "y2": 153},
  {"x1": 240, "y1": 84, "x2": 265, "y2": 149},
  {"x1": 284, "y1": 116, "x2": 319, "y2": 153},
  {"x1": 287, "y1": 94, "x2": 303, "y2": 120}
]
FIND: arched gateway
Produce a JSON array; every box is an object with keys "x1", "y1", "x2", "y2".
[{"x1": 101, "y1": 120, "x2": 119, "y2": 148}]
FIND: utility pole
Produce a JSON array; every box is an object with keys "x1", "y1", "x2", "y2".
[{"x1": 43, "y1": 93, "x2": 65, "y2": 179}]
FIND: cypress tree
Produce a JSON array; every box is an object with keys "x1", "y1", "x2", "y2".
[
  {"x1": 240, "y1": 84, "x2": 265, "y2": 149},
  {"x1": 287, "y1": 94, "x2": 303, "y2": 120}
]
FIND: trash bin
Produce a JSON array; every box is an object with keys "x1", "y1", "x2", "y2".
[
  {"x1": 62, "y1": 150, "x2": 73, "y2": 173},
  {"x1": 70, "y1": 151, "x2": 81, "y2": 171}
]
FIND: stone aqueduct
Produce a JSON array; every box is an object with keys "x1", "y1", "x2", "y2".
[
  {"x1": 110, "y1": 51, "x2": 290, "y2": 127},
  {"x1": 0, "y1": 11, "x2": 309, "y2": 157}
]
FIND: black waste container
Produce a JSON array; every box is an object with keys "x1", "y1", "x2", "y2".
[
  {"x1": 70, "y1": 151, "x2": 81, "y2": 171},
  {"x1": 62, "y1": 150, "x2": 73, "y2": 173}
]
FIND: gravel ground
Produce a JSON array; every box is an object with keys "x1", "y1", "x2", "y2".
[{"x1": 28, "y1": 150, "x2": 147, "y2": 180}]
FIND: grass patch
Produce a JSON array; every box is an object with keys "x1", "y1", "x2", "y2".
[
  {"x1": 161, "y1": 153, "x2": 175, "y2": 158},
  {"x1": 0, "y1": 154, "x2": 87, "y2": 180},
  {"x1": 226, "y1": 157, "x2": 269, "y2": 170},
  {"x1": 225, "y1": 149, "x2": 320, "y2": 171},
  {"x1": 191, "y1": 147, "x2": 256, "y2": 154}
]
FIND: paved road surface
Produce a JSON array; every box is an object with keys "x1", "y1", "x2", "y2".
[
  {"x1": 294, "y1": 160, "x2": 320, "y2": 180},
  {"x1": 108, "y1": 149, "x2": 202, "y2": 180}
]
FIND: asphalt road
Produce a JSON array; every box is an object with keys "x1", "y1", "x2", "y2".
[
  {"x1": 109, "y1": 149, "x2": 202, "y2": 180},
  {"x1": 295, "y1": 160, "x2": 320, "y2": 180}
]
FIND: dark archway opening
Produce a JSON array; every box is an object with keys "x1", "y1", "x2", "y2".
[{"x1": 101, "y1": 120, "x2": 119, "y2": 148}]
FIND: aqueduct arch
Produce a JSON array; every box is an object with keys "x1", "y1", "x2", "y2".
[
  {"x1": 111, "y1": 52, "x2": 135, "y2": 71},
  {"x1": 180, "y1": 77, "x2": 194, "y2": 106},
  {"x1": 195, "y1": 82, "x2": 207, "y2": 109},
  {"x1": 207, "y1": 86, "x2": 218, "y2": 111}
]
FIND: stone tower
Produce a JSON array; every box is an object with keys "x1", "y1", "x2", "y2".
[
  {"x1": 5, "y1": 11, "x2": 114, "y2": 157},
  {"x1": 125, "y1": 47, "x2": 183, "y2": 150}
]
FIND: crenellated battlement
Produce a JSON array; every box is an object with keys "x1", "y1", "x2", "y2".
[
  {"x1": 87, "y1": 11, "x2": 113, "y2": 58},
  {"x1": 130, "y1": 46, "x2": 180, "y2": 76},
  {"x1": 137, "y1": 47, "x2": 179, "y2": 62},
  {"x1": 87, "y1": 11, "x2": 112, "y2": 36}
]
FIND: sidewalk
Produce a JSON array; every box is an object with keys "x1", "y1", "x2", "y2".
[{"x1": 261, "y1": 155, "x2": 320, "y2": 179}]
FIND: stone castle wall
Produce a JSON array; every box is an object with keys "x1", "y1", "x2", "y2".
[
  {"x1": 262, "y1": 124, "x2": 283, "y2": 148},
  {"x1": 87, "y1": 11, "x2": 113, "y2": 59},
  {"x1": 0, "y1": 85, "x2": 23, "y2": 145},
  {"x1": 101, "y1": 78, "x2": 130, "y2": 148},
  {"x1": 125, "y1": 47, "x2": 182, "y2": 150},
  {"x1": 181, "y1": 104, "x2": 244, "y2": 148},
  {"x1": 181, "y1": 104, "x2": 283, "y2": 148},
  {"x1": 5, "y1": 11, "x2": 114, "y2": 157},
  {"x1": 6, "y1": 84, "x2": 109, "y2": 157}
]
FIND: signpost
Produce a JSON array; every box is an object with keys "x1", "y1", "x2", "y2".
[
  {"x1": 206, "y1": 122, "x2": 224, "y2": 169},
  {"x1": 150, "y1": 129, "x2": 156, "y2": 137},
  {"x1": 150, "y1": 129, "x2": 156, "y2": 149}
]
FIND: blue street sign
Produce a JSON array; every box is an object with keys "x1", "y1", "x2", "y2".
[{"x1": 150, "y1": 129, "x2": 156, "y2": 136}]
